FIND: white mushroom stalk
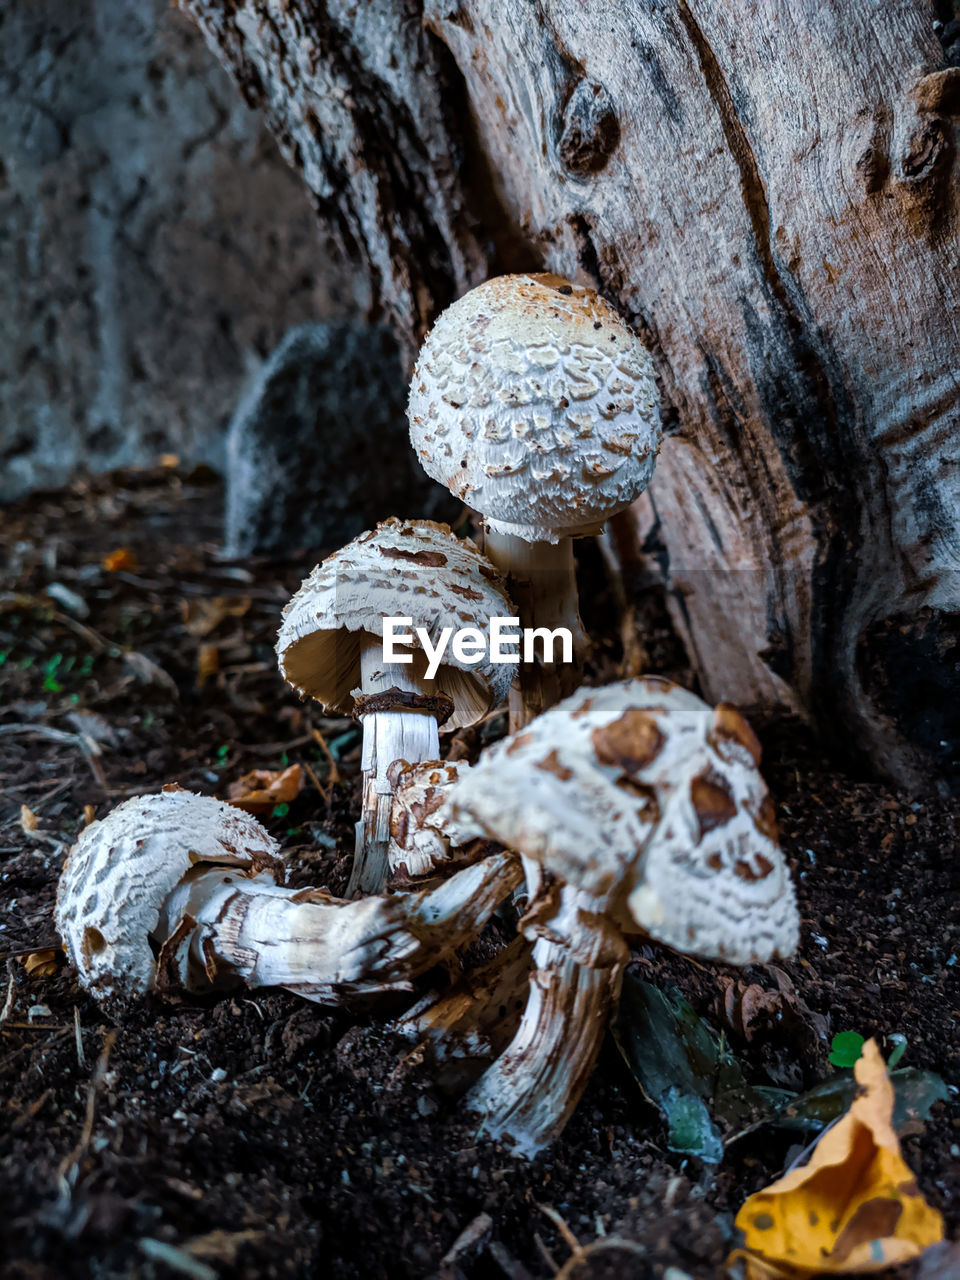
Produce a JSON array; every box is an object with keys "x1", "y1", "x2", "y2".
[
  {"x1": 276, "y1": 518, "x2": 516, "y2": 895},
  {"x1": 445, "y1": 676, "x2": 800, "y2": 1153},
  {"x1": 408, "y1": 273, "x2": 662, "y2": 729},
  {"x1": 55, "y1": 789, "x2": 522, "y2": 1010}
]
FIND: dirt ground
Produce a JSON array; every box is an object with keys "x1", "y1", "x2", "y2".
[{"x1": 1, "y1": 467, "x2": 958, "y2": 1280}]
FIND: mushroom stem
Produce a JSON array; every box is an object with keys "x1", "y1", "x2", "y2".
[
  {"x1": 464, "y1": 883, "x2": 628, "y2": 1155},
  {"x1": 157, "y1": 852, "x2": 522, "y2": 1003},
  {"x1": 352, "y1": 635, "x2": 441, "y2": 897},
  {"x1": 482, "y1": 530, "x2": 589, "y2": 731}
]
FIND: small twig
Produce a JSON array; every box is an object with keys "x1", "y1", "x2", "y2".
[
  {"x1": 538, "y1": 1205, "x2": 580, "y2": 1254},
  {"x1": 0, "y1": 724, "x2": 106, "y2": 792},
  {"x1": 0, "y1": 943, "x2": 62, "y2": 960},
  {"x1": 74, "y1": 1007, "x2": 85, "y2": 1068},
  {"x1": 532, "y1": 1233, "x2": 559, "y2": 1275},
  {"x1": 310, "y1": 728, "x2": 342, "y2": 795},
  {"x1": 0, "y1": 970, "x2": 15, "y2": 1024},
  {"x1": 0, "y1": 1026, "x2": 71, "y2": 1073},
  {"x1": 58, "y1": 1028, "x2": 117, "y2": 1184}
]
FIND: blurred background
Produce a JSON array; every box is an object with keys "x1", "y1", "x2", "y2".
[{"x1": 1, "y1": 0, "x2": 357, "y2": 502}]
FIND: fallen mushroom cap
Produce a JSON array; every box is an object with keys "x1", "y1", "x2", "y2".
[
  {"x1": 448, "y1": 676, "x2": 799, "y2": 964},
  {"x1": 276, "y1": 518, "x2": 516, "y2": 727},
  {"x1": 54, "y1": 788, "x2": 282, "y2": 1006},
  {"x1": 408, "y1": 273, "x2": 662, "y2": 542}
]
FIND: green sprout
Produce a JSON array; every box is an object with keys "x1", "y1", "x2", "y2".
[
  {"x1": 887, "y1": 1033, "x2": 908, "y2": 1069},
  {"x1": 828, "y1": 1031, "x2": 865, "y2": 1069},
  {"x1": 215, "y1": 743, "x2": 231, "y2": 762},
  {"x1": 272, "y1": 803, "x2": 290, "y2": 818}
]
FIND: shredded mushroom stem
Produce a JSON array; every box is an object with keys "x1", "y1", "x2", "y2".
[
  {"x1": 466, "y1": 882, "x2": 628, "y2": 1155},
  {"x1": 483, "y1": 529, "x2": 589, "y2": 731},
  {"x1": 352, "y1": 636, "x2": 440, "y2": 896},
  {"x1": 157, "y1": 851, "x2": 522, "y2": 1003}
]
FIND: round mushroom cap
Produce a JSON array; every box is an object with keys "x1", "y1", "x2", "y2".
[
  {"x1": 276, "y1": 519, "x2": 517, "y2": 727},
  {"x1": 55, "y1": 789, "x2": 280, "y2": 1006},
  {"x1": 448, "y1": 677, "x2": 799, "y2": 965},
  {"x1": 408, "y1": 274, "x2": 661, "y2": 542}
]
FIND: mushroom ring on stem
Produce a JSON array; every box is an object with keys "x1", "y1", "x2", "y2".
[
  {"x1": 408, "y1": 274, "x2": 662, "y2": 728},
  {"x1": 444, "y1": 676, "x2": 800, "y2": 1153},
  {"x1": 55, "y1": 788, "x2": 522, "y2": 1011},
  {"x1": 276, "y1": 518, "x2": 516, "y2": 896}
]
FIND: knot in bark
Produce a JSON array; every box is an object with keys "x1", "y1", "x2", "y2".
[{"x1": 558, "y1": 79, "x2": 620, "y2": 175}]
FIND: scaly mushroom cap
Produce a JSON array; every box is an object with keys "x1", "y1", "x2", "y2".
[
  {"x1": 276, "y1": 519, "x2": 517, "y2": 728},
  {"x1": 388, "y1": 759, "x2": 484, "y2": 879},
  {"x1": 408, "y1": 274, "x2": 661, "y2": 542},
  {"x1": 55, "y1": 789, "x2": 281, "y2": 1005},
  {"x1": 448, "y1": 677, "x2": 799, "y2": 964}
]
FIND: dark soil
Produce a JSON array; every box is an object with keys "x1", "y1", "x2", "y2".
[{"x1": 1, "y1": 468, "x2": 958, "y2": 1280}]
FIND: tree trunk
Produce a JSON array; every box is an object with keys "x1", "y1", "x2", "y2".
[{"x1": 179, "y1": 0, "x2": 960, "y2": 793}]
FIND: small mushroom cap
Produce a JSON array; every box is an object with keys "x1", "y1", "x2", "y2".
[
  {"x1": 448, "y1": 677, "x2": 799, "y2": 965},
  {"x1": 276, "y1": 519, "x2": 517, "y2": 727},
  {"x1": 55, "y1": 789, "x2": 280, "y2": 1006},
  {"x1": 408, "y1": 274, "x2": 662, "y2": 542}
]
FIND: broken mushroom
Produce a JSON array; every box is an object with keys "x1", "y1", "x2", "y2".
[
  {"x1": 444, "y1": 676, "x2": 799, "y2": 1152},
  {"x1": 387, "y1": 758, "x2": 484, "y2": 882},
  {"x1": 276, "y1": 518, "x2": 517, "y2": 896},
  {"x1": 55, "y1": 788, "x2": 522, "y2": 1010},
  {"x1": 408, "y1": 274, "x2": 662, "y2": 727}
]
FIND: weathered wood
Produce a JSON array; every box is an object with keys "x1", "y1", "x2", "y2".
[{"x1": 180, "y1": 0, "x2": 960, "y2": 791}]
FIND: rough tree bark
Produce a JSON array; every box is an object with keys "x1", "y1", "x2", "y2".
[{"x1": 180, "y1": 0, "x2": 960, "y2": 793}]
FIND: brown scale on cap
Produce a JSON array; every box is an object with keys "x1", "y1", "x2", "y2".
[
  {"x1": 536, "y1": 749, "x2": 573, "y2": 781},
  {"x1": 734, "y1": 853, "x2": 776, "y2": 883},
  {"x1": 379, "y1": 545, "x2": 447, "y2": 567},
  {"x1": 754, "y1": 793, "x2": 779, "y2": 842},
  {"x1": 690, "y1": 767, "x2": 738, "y2": 838},
  {"x1": 710, "y1": 702, "x2": 763, "y2": 766},
  {"x1": 591, "y1": 707, "x2": 665, "y2": 775}
]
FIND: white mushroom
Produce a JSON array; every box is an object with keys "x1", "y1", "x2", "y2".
[
  {"x1": 408, "y1": 274, "x2": 662, "y2": 727},
  {"x1": 55, "y1": 787, "x2": 522, "y2": 1011},
  {"x1": 276, "y1": 518, "x2": 516, "y2": 895},
  {"x1": 387, "y1": 758, "x2": 484, "y2": 882},
  {"x1": 445, "y1": 676, "x2": 799, "y2": 1153}
]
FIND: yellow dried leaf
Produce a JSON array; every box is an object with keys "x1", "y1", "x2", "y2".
[
  {"x1": 181, "y1": 596, "x2": 251, "y2": 638},
  {"x1": 83, "y1": 804, "x2": 97, "y2": 826},
  {"x1": 196, "y1": 644, "x2": 220, "y2": 687},
  {"x1": 22, "y1": 949, "x2": 59, "y2": 979},
  {"x1": 227, "y1": 764, "x2": 302, "y2": 815},
  {"x1": 729, "y1": 1039, "x2": 943, "y2": 1278},
  {"x1": 102, "y1": 547, "x2": 138, "y2": 572},
  {"x1": 20, "y1": 804, "x2": 38, "y2": 834}
]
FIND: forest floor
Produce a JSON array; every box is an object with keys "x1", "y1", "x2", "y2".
[{"x1": 1, "y1": 466, "x2": 959, "y2": 1280}]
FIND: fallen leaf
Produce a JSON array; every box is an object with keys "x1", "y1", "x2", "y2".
[
  {"x1": 729, "y1": 1039, "x2": 944, "y2": 1278},
  {"x1": 22, "y1": 949, "x2": 59, "y2": 978},
  {"x1": 768, "y1": 1068, "x2": 949, "y2": 1137},
  {"x1": 102, "y1": 547, "x2": 138, "y2": 572},
  {"x1": 20, "y1": 804, "x2": 38, "y2": 835},
  {"x1": 613, "y1": 976, "x2": 790, "y2": 1162},
  {"x1": 196, "y1": 644, "x2": 220, "y2": 687},
  {"x1": 83, "y1": 804, "x2": 97, "y2": 826},
  {"x1": 181, "y1": 596, "x2": 251, "y2": 638},
  {"x1": 227, "y1": 764, "x2": 302, "y2": 815}
]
